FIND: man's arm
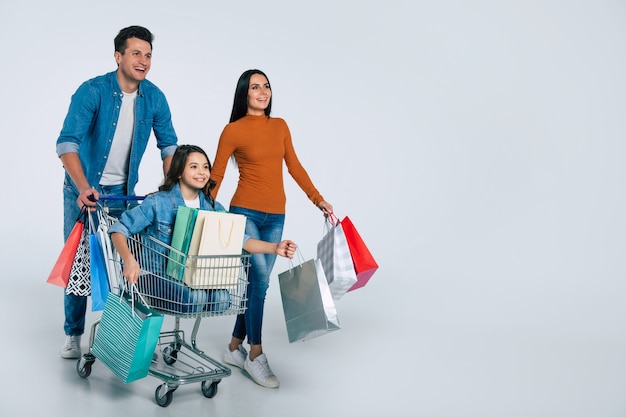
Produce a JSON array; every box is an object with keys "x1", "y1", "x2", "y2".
[
  {"x1": 163, "y1": 155, "x2": 173, "y2": 176},
  {"x1": 59, "y1": 152, "x2": 99, "y2": 208}
]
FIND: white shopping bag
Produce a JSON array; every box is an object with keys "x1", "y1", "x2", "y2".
[{"x1": 316, "y1": 215, "x2": 357, "y2": 300}]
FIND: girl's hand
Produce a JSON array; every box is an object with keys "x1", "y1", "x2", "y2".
[
  {"x1": 121, "y1": 257, "x2": 141, "y2": 284},
  {"x1": 318, "y1": 200, "x2": 333, "y2": 216},
  {"x1": 276, "y1": 240, "x2": 297, "y2": 258}
]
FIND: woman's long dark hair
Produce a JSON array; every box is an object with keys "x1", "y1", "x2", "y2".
[
  {"x1": 159, "y1": 145, "x2": 216, "y2": 207},
  {"x1": 229, "y1": 69, "x2": 272, "y2": 123}
]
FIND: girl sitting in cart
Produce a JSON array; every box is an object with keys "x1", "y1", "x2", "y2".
[{"x1": 108, "y1": 144, "x2": 297, "y2": 313}]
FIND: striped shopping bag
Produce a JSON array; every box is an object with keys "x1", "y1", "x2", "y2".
[
  {"x1": 92, "y1": 290, "x2": 163, "y2": 383},
  {"x1": 316, "y1": 214, "x2": 357, "y2": 300}
]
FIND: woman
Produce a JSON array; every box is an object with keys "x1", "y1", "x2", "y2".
[{"x1": 211, "y1": 69, "x2": 333, "y2": 388}]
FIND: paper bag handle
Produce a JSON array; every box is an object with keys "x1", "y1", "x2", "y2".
[
  {"x1": 321, "y1": 212, "x2": 340, "y2": 236},
  {"x1": 218, "y1": 219, "x2": 235, "y2": 247},
  {"x1": 118, "y1": 283, "x2": 151, "y2": 318},
  {"x1": 284, "y1": 248, "x2": 307, "y2": 274}
]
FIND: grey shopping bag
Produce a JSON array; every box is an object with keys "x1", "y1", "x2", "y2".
[{"x1": 278, "y1": 259, "x2": 340, "y2": 343}]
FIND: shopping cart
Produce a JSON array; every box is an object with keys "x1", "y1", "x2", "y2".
[{"x1": 76, "y1": 198, "x2": 250, "y2": 407}]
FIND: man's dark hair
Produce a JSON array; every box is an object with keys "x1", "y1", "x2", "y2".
[{"x1": 114, "y1": 25, "x2": 153, "y2": 53}]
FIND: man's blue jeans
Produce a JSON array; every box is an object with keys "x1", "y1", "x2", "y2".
[
  {"x1": 62, "y1": 183, "x2": 128, "y2": 336},
  {"x1": 228, "y1": 206, "x2": 285, "y2": 345}
]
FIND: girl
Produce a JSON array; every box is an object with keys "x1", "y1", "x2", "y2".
[
  {"x1": 109, "y1": 144, "x2": 297, "y2": 314},
  {"x1": 211, "y1": 69, "x2": 333, "y2": 388}
]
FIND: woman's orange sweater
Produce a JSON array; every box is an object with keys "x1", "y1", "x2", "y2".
[{"x1": 211, "y1": 115, "x2": 324, "y2": 214}]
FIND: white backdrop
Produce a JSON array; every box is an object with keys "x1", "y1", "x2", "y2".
[{"x1": 1, "y1": 1, "x2": 625, "y2": 416}]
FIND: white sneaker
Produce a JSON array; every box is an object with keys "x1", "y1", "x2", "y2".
[
  {"x1": 244, "y1": 353, "x2": 280, "y2": 388},
  {"x1": 60, "y1": 335, "x2": 81, "y2": 359},
  {"x1": 223, "y1": 344, "x2": 247, "y2": 370}
]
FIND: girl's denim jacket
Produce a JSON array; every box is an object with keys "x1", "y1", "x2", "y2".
[{"x1": 108, "y1": 183, "x2": 249, "y2": 246}]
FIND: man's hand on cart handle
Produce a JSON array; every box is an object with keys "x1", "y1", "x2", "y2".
[{"x1": 77, "y1": 187, "x2": 99, "y2": 211}]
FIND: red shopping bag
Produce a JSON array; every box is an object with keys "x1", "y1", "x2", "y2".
[
  {"x1": 341, "y1": 216, "x2": 378, "y2": 292},
  {"x1": 47, "y1": 219, "x2": 85, "y2": 288}
]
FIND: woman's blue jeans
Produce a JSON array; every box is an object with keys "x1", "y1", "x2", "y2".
[
  {"x1": 62, "y1": 183, "x2": 129, "y2": 336},
  {"x1": 228, "y1": 206, "x2": 285, "y2": 345}
]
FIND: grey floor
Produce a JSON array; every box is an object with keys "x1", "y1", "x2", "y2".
[
  {"x1": 10, "y1": 269, "x2": 413, "y2": 416},
  {"x1": 5, "y1": 261, "x2": 626, "y2": 417}
]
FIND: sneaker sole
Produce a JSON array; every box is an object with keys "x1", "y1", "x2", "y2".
[{"x1": 60, "y1": 351, "x2": 81, "y2": 359}]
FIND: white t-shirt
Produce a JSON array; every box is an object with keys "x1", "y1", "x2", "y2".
[
  {"x1": 184, "y1": 196, "x2": 200, "y2": 209},
  {"x1": 100, "y1": 90, "x2": 137, "y2": 185}
]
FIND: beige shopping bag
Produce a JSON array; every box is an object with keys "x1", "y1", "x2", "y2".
[{"x1": 183, "y1": 211, "x2": 246, "y2": 289}]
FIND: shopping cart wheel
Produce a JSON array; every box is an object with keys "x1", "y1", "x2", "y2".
[
  {"x1": 76, "y1": 354, "x2": 96, "y2": 378},
  {"x1": 155, "y1": 383, "x2": 176, "y2": 407},
  {"x1": 201, "y1": 379, "x2": 221, "y2": 398},
  {"x1": 162, "y1": 344, "x2": 179, "y2": 365}
]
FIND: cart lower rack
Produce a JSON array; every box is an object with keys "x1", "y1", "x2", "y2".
[{"x1": 77, "y1": 208, "x2": 250, "y2": 407}]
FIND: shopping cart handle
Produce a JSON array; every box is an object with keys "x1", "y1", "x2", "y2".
[{"x1": 98, "y1": 195, "x2": 146, "y2": 201}]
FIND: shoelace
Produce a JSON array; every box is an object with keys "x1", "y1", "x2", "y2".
[{"x1": 250, "y1": 359, "x2": 274, "y2": 378}]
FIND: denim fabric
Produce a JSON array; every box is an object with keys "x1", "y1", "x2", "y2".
[
  {"x1": 109, "y1": 183, "x2": 226, "y2": 275},
  {"x1": 63, "y1": 183, "x2": 129, "y2": 240},
  {"x1": 108, "y1": 183, "x2": 225, "y2": 242},
  {"x1": 138, "y1": 274, "x2": 209, "y2": 314},
  {"x1": 56, "y1": 71, "x2": 178, "y2": 197},
  {"x1": 137, "y1": 273, "x2": 231, "y2": 315},
  {"x1": 228, "y1": 206, "x2": 285, "y2": 345},
  {"x1": 207, "y1": 289, "x2": 231, "y2": 313}
]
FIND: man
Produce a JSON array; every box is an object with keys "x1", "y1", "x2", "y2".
[{"x1": 55, "y1": 25, "x2": 178, "y2": 359}]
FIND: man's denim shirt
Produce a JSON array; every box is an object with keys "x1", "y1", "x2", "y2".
[{"x1": 56, "y1": 71, "x2": 178, "y2": 195}]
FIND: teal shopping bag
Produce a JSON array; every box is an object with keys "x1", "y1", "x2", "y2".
[
  {"x1": 92, "y1": 290, "x2": 164, "y2": 383},
  {"x1": 166, "y1": 206, "x2": 198, "y2": 280}
]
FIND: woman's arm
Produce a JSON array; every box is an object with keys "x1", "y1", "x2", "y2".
[
  {"x1": 210, "y1": 125, "x2": 237, "y2": 199},
  {"x1": 281, "y1": 120, "x2": 332, "y2": 213}
]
